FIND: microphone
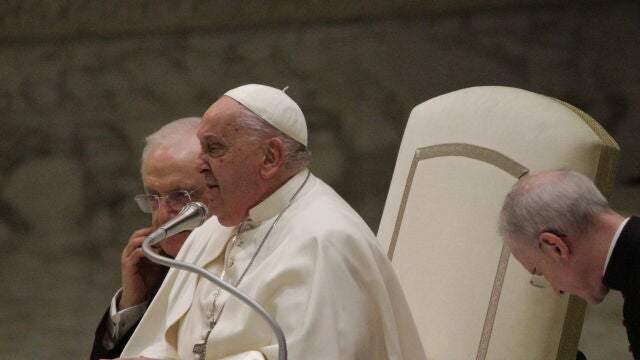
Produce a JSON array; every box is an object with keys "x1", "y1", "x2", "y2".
[{"x1": 146, "y1": 201, "x2": 209, "y2": 246}]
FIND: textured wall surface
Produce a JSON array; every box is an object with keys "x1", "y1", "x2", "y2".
[{"x1": 0, "y1": 1, "x2": 638, "y2": 359}]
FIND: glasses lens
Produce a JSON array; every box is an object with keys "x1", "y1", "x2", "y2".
[
  {"x1": 166, "y1": 190, "x2": 191, "y2": 210},
  {"x1": 135, "y1": 190, "x2": 195, "y2": 213},
  {"x1": 135, "y1": 194, "x2": 153, "y2": 213}
]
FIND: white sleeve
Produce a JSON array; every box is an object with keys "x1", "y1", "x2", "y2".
[{"x1": 107, "y1": 288, "x2": 148, "y2": 341}]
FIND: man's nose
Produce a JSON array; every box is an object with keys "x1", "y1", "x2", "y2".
[{"x1": 197, "y1": 154, "x2": 210, "y2": 172}]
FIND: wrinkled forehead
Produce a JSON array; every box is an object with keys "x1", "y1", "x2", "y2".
[
  {"x1": 142, "y1": 154, "x2": 204, "y2": 191},
  {"x1": 144, "y1": 144, "x2": 200, "y2": 175},
  {"x1": 199, "y1": 96, "x2": 247, "y2": 140}
]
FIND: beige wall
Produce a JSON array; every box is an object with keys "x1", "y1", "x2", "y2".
[{"x1": 0, "y1": 1, "x2": 638, "y2": 359}]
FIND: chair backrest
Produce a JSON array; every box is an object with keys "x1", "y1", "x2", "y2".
[{"x1": 378, "y1": 86, "x2": 618, "y2": 360}]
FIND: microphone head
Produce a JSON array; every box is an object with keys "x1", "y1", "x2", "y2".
[
  {"x1": 179, "y1": 201, "x2": 209, "y2": 226},
  {"x1": 145, "y1": 202, "x2": 209, "y2": 246},
  {"x1": 160, "y1": 201, "x2": 209, "y2": 238}
]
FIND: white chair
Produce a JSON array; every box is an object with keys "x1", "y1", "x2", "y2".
[{"x1": 378, "y1": 86, "x2": 619, "y2": 360}]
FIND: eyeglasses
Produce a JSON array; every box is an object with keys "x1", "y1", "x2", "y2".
[{"x1": 134, "y1": 186, "x2": 206, "y2": 214}]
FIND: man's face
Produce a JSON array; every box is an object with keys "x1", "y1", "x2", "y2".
[
  {"x1": 197, "y1": 97, "x2": 266, "y2": 226},
  {"x1": 142, "y1": 141, "x2": 206, "y2": 257},
  {"x1": 506, "y1": 237, "x2": 609, "y2": 304}
]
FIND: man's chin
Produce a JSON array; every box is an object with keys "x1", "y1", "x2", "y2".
[
  {"x1": 585, "y1": 296, "x2": 604, "y2": 305},
  {"x1": 586, "y1": 289, "x2": 610, "y2": 305}
]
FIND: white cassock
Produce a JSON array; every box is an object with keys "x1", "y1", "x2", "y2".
[{"x1": 121, "y1": 169, "x2": 426, "y2": 360}]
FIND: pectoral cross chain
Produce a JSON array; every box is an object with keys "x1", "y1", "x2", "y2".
[{"x1": 193, "y1": 296, "x2": 221, "y2": 359}]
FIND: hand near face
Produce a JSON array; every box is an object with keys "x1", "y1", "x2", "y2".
[{"x1": 118, "y1": 227, "x2": 166, "y2": 310}]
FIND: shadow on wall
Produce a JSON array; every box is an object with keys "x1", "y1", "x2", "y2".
[
  {"x1": 0, "y1": 121, "x2": 144, "y2": 258},
  {"x1": 0, "y1": 121, "x2": 149, "y2": 358}
]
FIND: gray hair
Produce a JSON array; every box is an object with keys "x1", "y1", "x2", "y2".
[
  {"x1": 498, "y1": 169, "x2": 611, "y2": 245},
  {"x1": 234, "y1": 106, "x2": 311, "y2": 172},
  {"x1": 141, "y1": 117, "x2": 201, "y2": 173}
]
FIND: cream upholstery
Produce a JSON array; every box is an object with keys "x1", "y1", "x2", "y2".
[{"x1": 378, "y1": 86, "x2": 618, "y2": 360}]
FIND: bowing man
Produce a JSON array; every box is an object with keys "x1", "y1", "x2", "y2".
[{"x1": 499, "y1": 169, "x2": 640, "y2": 359}]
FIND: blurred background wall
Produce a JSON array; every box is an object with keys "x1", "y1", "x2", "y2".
[{"x1": 0, "y1": 1, "x2": 638, "y2": 358}]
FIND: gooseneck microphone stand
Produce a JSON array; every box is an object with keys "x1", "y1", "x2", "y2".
[{"x1": 142, "y1": 202, "x2": 287, "y2": 360}]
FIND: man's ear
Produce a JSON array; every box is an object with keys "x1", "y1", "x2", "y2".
[
  {"x1": 260, "y1": 138, "x2": 284, "y2": 179},
  {"x1": 538, "y1": 232, "x2": 571, "y2": 261}
]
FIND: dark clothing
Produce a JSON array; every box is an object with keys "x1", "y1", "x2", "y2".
[
  {"x1": 604, "y1": 216, "x2": 640, "y2": 360},
  {"x1": 90, "y1": 308, "x2": 140, "y2": 360},
  {"x1": 90, "y1": 271, "x2": 166, "y2": 360}
]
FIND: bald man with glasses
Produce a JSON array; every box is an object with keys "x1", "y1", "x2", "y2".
[{"x1": 90, "y1": 117, "x2": 211, "y2": 360}]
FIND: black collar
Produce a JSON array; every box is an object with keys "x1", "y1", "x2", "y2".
[{"x1": 603, "y1": 216, "x2": 640, "y2": 292}]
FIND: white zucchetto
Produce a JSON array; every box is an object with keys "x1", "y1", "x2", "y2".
[{"x1": 224, "y1": 84, "x2": 308, "y2": 146}]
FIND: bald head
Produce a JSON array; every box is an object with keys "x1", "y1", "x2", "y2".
[
  {"x1": 141, "y1": 117, "x2": 202, "y2": 174},
  {"x1": 499, "y1": 170, "x2": 611, "y2": 246}
]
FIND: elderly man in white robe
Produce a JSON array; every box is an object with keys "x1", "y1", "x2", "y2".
[{"x1": 116, "y1": 84, "x2": 425, "y2": 360}]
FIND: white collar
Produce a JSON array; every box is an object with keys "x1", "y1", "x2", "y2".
[
  {"x1": 246, "y1": 169, "x2": 310, "y2": 226},
  {"x1": 604, "y1": 217, "x2": 630, "y2": 273}
]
